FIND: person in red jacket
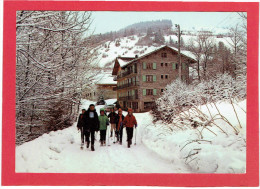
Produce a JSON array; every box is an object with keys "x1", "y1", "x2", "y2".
[{"x1": 123, "y1": 108, "x2": 137, "y2": 148}]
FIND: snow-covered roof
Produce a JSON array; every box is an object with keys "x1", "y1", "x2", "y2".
[
  {"x1": 117, "y1": 57, "x2": 135, "y2": 67},
  {"x1": 168, "y1": 46, "x2": 197, "y2": 61},
  {"x1": 94, "y1": 72, "x2": 117, "y2": 85},
  {"x1": 121, "y1": 45, "x2": 196, "y2": 68}
]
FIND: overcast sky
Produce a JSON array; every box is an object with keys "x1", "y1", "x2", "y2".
[{"x1": 90, "y1": 11, "x2": 243, "y2": 34}]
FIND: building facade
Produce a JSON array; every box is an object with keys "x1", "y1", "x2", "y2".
[
  {"x1": 112, "y1": 45, "x2": 196, "y2": 112},
  {"x1": 84, "y1": 72, "x2": 117, "y2": 101}
]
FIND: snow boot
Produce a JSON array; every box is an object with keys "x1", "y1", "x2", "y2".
[
  {"x1": 91, "y1": 145, "x2": 95, "y2": 151},
  {"x1": 119, "y1": 141, "x2": 122, "y2": 145},
  {"x1": 101, "y1": 141, "x2": 103, "y2": 146},
  {"x1": 127, "y1": 140, "x2": 130, "y2": 148},
  {"x1": 80, "y1": 143, "x2": 84, "y2": 150}
]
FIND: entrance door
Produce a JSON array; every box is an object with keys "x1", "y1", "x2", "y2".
[
  {"x1": 135, "y1": 89, "x2": 138, "y2": 99},
  {"x1": 123, "y1": 101, "x2": 126, "y2": 109}
]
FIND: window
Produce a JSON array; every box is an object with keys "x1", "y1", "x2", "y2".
[
  {"x1": 144, "y1": 102, "x2": 156, "y2": 109},
  {"x1": 143, "y1": 75, "x2": 156, "y2": 82},
  {"x1": 146, "y1": 75, "x2": 153, "y2": 82},
  {"x1": 165, "y1": 75, "x2": 168, "y2": 79},
  {"x1": 176, "y1": 63, "x2": 179, "y2": 69},
  {"x1": 161, "y1": 75, "x2": 164, "y2": 79},
  {"x1": 147, "y1": 89, "x2": 153, "y2": 95},
  {"x1": 161, "y1": 52, "x2": 167, "y2": 58},
  {"x1": 144, "y1": 63, "x2": 155, "y2": 70},
  {"x1": 132, "y1": 102, "x2": 138, "y2": 110},
  {"x1": 147, "y1": 63, "x2": 152, "y2": 69},
  {"x1": 165, "y1": 63, "x2": 168, "y2": 67},
  {"x1": 161, "y1": 63, "x2": 164, "y2": 67}
]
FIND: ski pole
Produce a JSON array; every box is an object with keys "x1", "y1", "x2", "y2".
[
  {"x1": 134, "y1": 127, "x2": 137, "y2": 145},
  {"x1": 107, "y1": 128, "x2": 111, "y2": 146},
  {"x1": 106, "y1": 127, "x2": 108, "y2": 146},
  {"x1": 113, "y1": 126, "x2": 116, "y2": 144}
]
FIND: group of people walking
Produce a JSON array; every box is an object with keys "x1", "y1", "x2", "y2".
[{"x1": 77, "y1": 104, "x2": 138, "y2": 151}]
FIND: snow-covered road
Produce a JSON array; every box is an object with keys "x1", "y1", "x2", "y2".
[
  {"x1": 16, "y1": 98, "x2": 246, "y2": 173},
  {"x1": 16, "y1": 99, "x2": 191, "y2": 173}
]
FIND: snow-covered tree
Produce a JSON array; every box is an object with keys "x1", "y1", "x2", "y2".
[
  {"x1": 153, "y1": 73, "x2": 246, "y2": 124},
  {"x1": 16, "y1": 11, "x2": 97, "y2": 144}
]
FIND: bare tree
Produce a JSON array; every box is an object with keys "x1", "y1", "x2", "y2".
[
  {"x1": 198, "y1": 31, "x2": 215, "y2": 79},
  {"x1": 187, "y1": 38, "x2": 202, "y2": 81},
  {"x1": 226, "y1": 24, "x2": 244, "y2": 56},
  {"x1": 187, "y1": 31, "x2": 215, "y2": 81}
]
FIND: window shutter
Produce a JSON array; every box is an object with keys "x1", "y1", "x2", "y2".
[
  {"x1": 153, "y1": 89, "x2": 157, "y2": 96},
  {"x1": 132, "y1": 89, "x2": 135, "y2": 95},
  {"x1": 143, "y1": 89, "x2": 146, "y2": 96},
  {"x1": 143, "y1": 62, "x2": 146, "y2": 69},
  {"x1": 153, "y1": 62, "x2": 157, "y2": 69},
  {"x1": 153, "y1": 75, "x2": 157, "y2": 82},
  {"x1": 172, "y1": 63, "x2": 176, "y2": 70},
  {"x1": 143, "y1": 75, "x2": 146, "y2": 82},
  {"x1": 182, "y1": 62, "x2": 186, "y2": 70}
]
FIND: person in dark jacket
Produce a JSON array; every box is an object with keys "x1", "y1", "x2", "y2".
[
  {"x1": 115, "y1": 108, "x2": 125, "y2": 145},
  {"x1": 108, "y1": 108, "x2": 117, "y2": 137},
  {"x1": 77, "y1": 109, "x2": 86, "y2": 148},
  {"x1": 123, "y1": 108, "x2": 137, "y2": 148},
  {"x1": 84, "y1": 104, "x2": 99, "y2": 151}
]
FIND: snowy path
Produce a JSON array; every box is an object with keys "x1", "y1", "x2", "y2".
[
  {"x1": 16, "y1": 121, "x2": 190, "y2": 173},
  {"x1": 16, "y1": 99, "x2": 191, "y2": 173}
]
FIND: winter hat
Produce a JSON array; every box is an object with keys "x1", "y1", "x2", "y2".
[
  {"x1": 128, "y1": 108, "x2": 133, "y2": 113},
  {"x1": 100, "y1": 108, "x2": 105, "y2": 113}
]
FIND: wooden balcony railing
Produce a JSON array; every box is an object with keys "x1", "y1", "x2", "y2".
[{"x1": 115, "y1": 81, "x2": 139, "y2": 90}]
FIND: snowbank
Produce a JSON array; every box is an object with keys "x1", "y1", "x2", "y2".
[{"x1": 139, "y1": 100, "x2": 246, "y2": 173}]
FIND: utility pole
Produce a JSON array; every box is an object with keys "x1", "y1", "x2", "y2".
[{"x1": 175, "y1": 24, "x2": 182, "y2": 80}]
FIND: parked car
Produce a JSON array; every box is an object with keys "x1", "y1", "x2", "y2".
[
  {"x1": 104, "y1": 104, "x2": 115, "y2": 112},
  {"x1": 96, "y1": 97, "x2": 106, "y2": 105}
]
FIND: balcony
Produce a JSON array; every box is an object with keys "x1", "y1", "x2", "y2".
[
  {"x1": 116, "y1": 81, "x2": 139, "y2": 90},
  {"x1": 117, "y1": 70, "x2": 137, "y2": 80},
  {"x1": 118, "y1": 95, "x2": 137, "y2": 101}
]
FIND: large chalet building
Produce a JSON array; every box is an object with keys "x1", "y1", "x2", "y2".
[{"x1": 112, "y1": 45, "x2": 196, "y2": 112}]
